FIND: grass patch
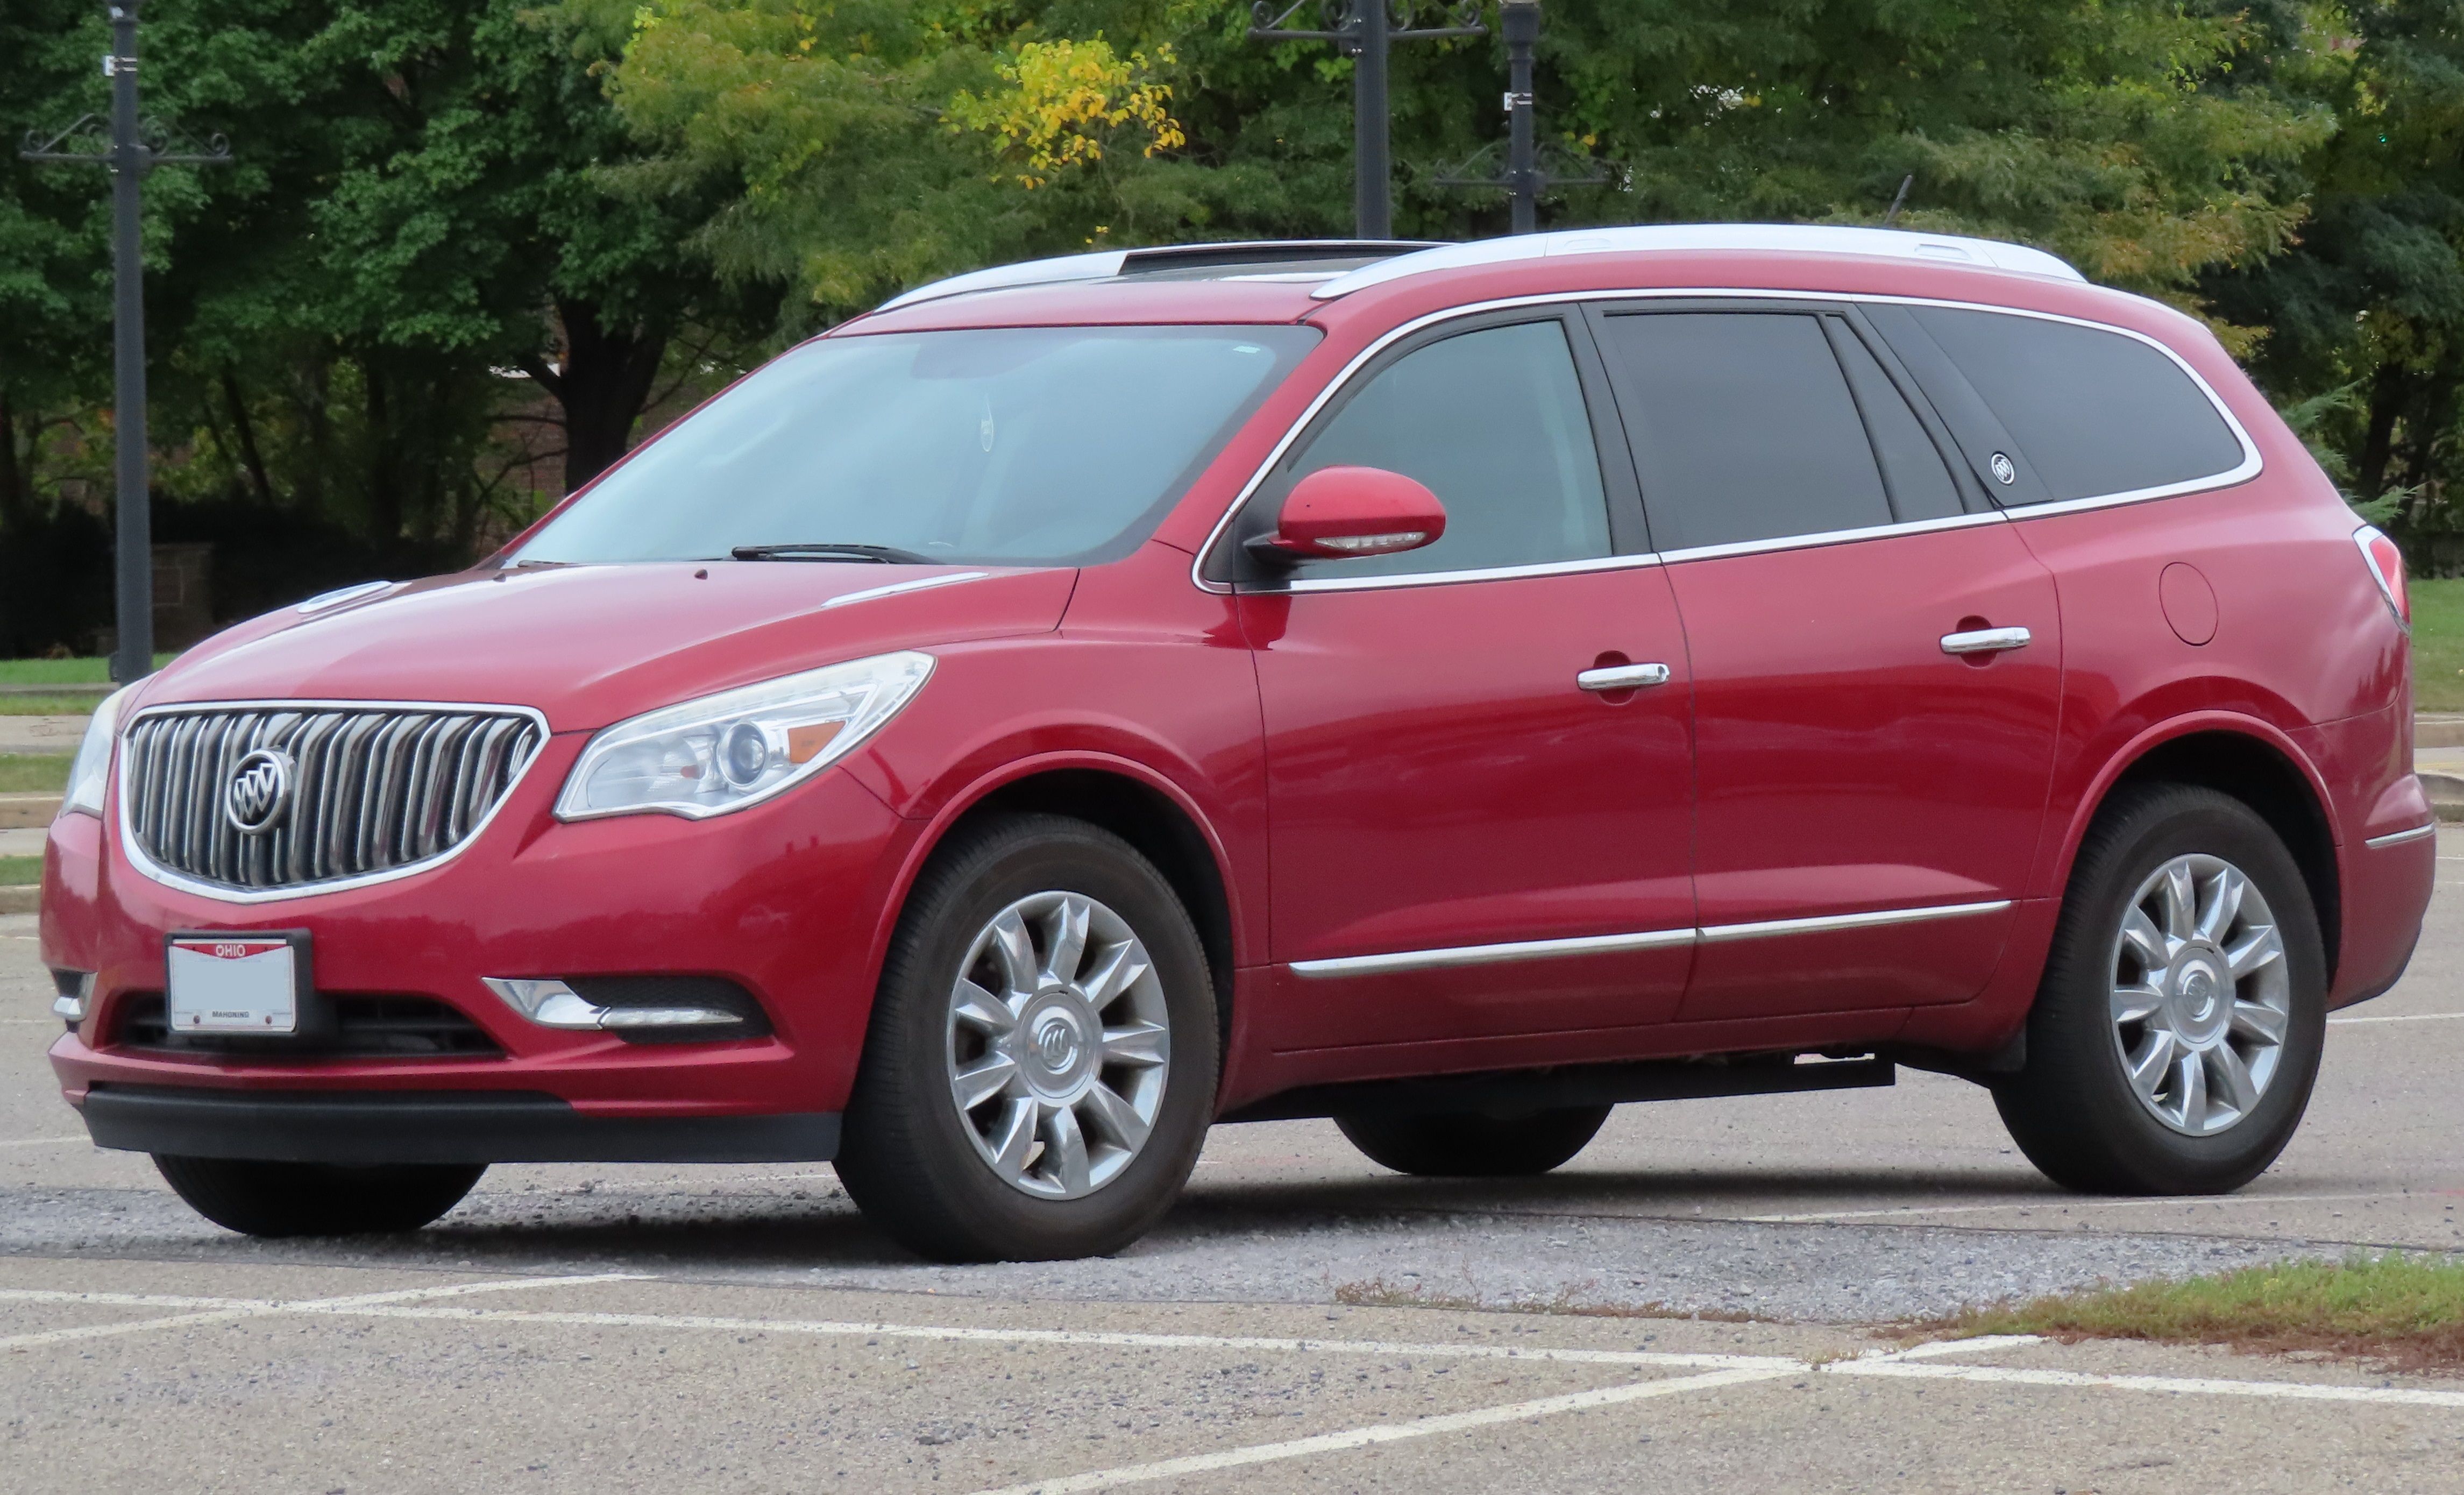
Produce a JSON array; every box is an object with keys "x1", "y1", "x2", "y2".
[
  {"x1": 1945, "y1": 1252, "x2": 2464, "y2": 1374},
  {"x1": 2413, "y1": 578, "x2": 2464, "y2": 712},
  {"x1": 0, "y1": 696, "x2": 103, "y2": 717},
  {"x1": 0, "y1": 756, "x2": 70, "y2": 794},
  {"x1": 0, "y1": 855, "x2": 40, "y2": 886},
  {"x1": 0, "y1": 654, "x2": 173, "y2": 687}
]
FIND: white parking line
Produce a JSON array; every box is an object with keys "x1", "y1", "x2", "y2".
[
  {"x1": 2329, "y1": 1011, "x2": 2464, "y2": 1024},
  {"x1": 961, "y1": 1328, "x2": 2464, "y2": 1494},
  {"x1": 1830, "y1": 1357, "x2": 2464, "y2": 1407},
  {"x1": 0, "y1": 1272, "x2": 642, "y2": 1352},
  {"x1": 964, "y1": 1365, "x2": 1800, "y2": 1495},
  {"x1": 1744, "y1": 1191, "x2": 2422, "y2": 1224},
  {"x1": 0, "y1": 1136, "x2": 82, "y2": 1148},
  {"x1": 333, "y1": 1305, "x2": 1802, "y2": 1370}
]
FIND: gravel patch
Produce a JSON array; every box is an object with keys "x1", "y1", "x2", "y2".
[{"x1": 0, "y1": 1178, "x2": 2334, "y2": 1322}]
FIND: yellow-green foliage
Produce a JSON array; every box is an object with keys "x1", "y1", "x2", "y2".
[{"x1": 949, "y1": 39, "x2": 1184, "y2": 190}]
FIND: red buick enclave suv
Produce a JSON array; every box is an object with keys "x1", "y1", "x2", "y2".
[{"x1": 38, "y1": 226, "x2": 2434, "y2": 1261}]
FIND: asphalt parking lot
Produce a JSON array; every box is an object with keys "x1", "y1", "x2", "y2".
[{"x1": 8, "y1": 831, "x2": 2464, "y2": 1491}]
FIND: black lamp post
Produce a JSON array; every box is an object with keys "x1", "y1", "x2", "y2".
[
  {"x1": 1435, "y1": 0, "x2": 1606, "y2": 233},
  {"x1": 1250, "y1": 1, "x2": 1486, "y2": 239},
  {"x1": 22, "y1": 1, "x2": 230, "y2": 683}
]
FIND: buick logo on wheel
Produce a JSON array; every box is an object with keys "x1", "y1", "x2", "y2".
[{"x1": 223, "y1": 748, "x2": 296, "y2": 835}]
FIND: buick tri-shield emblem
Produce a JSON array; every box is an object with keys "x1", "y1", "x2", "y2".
[
  {"x1": 223, "y1": 748, "x2": 296, "y2": 835},
  {"x1": 1990, "y1": 451, "x2": 2018, "y2": 485}
]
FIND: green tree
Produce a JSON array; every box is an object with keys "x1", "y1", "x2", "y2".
[{"x1": 2205, "y1": 4, "x2": 2464, "y2": 548}]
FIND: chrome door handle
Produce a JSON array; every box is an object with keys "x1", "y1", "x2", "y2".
[
  {"x1": 1577, "y1": 662, "x2": 1672, "y2": 692},
  {"x1": 1941, "y1": 626, "x2": 2032, "y2": 656}
]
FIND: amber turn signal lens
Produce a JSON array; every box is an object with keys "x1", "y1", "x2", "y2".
[{"x1": 787, "y1": 722, "x2": 844, "y2": 764}]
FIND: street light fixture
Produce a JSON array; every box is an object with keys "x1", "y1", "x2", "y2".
[{"x1": 1249, "y1": 1, "x2": 1486, "y2": 239}]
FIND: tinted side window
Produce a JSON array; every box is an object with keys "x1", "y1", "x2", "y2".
[
  {"x1": 1279, "y1": 320, "x2": 1611, "y2": 579},
  {"x1": 1908, "y1": 307, "x2": 2246, "y2": 503},
  {"x1": 1826, "y1": 320, "x2": 1964, "y2": 523},
  {"x1": 1594, "y1": 312, "x2": 1891, "y2": 551}
]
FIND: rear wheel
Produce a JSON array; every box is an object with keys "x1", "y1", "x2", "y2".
[
  {"x1": 835, "y1": 814, "x2": 1218, "y2": 1262},
  {"x1": 1993, "y1": 783, "x2": 2325, "y2": 1195},
  {"x1": 1336, "y1": 1105, "x2": 1611, "y2": 1177},
  {"x1": 153, "y1": 1156, "x2": 486, "y2": 1237}
]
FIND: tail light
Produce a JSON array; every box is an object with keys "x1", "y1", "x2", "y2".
[{"x1": 2355, "y1": 524, "x2": 2410, "y2": 628}]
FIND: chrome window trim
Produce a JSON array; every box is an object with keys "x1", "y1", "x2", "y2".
[
  {"x1": 816, "y1": 571, "x2": 990, "y2": 610},
  {"x1": 115, "y1": 697, "x2": 553, "y2": 906},
  {"x1": 2364, "y1": 823, "x2": 2438, "y2": 849},
  {"x1": 1288, "y1": 899, "x2": 2014, "y2": 978},
  {"x1": 1283, "y1": 551, "x2": 1666, "y2": 593},
  {"x1": 1190, "y1": 287, "x2": 2263, "y2": 597}
]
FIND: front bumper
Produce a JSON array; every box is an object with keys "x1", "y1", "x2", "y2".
[
  {"x1": 43, "y1": 740, "x2": 918, "y2": 1146},
  {"x1": 79, "y1": 1086, "x2": 840, "y2": 1164}
]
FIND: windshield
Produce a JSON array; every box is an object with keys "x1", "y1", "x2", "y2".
[{"x1": 514, "y1": 324, "x2": 1318, "y2": 567}]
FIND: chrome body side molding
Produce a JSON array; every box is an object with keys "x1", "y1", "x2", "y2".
[{"x1": 1289, "y1": 900, "x2": 2016, "y2": 978}]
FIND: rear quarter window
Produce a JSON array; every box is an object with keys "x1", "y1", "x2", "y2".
[{"x1": 1907, "y1": 307, "x2": 2248, "y2": 504}]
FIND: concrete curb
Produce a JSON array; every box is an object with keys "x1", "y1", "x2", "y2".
[
  {"x1": 0, "y1": 886, "x2": 39, "y2": 916},
  {"x1": 0, "y1": 795, "x2": 61, "y2": 830}
]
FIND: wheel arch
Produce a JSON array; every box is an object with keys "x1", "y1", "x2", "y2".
[
  {"x1": 2057, "y1": 717, "x2": 2341, "y2": 983},
  {"x1": 871, "y1": 754, "x2": 1243, "y2": 1061}
]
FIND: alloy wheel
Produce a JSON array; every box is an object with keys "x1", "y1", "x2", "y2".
[
  {"x1": 2107, "y1": 852, "x2": 2291, "y2": 1137},
  {"x1": 945, "y1": 891, "x2": 1171, "y2": 1199}
]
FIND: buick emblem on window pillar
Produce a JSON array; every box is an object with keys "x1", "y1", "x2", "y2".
[
  {"x1": 223, "y1": 748, "x2": 297, "y2": 835},
  {"x1": 1990, "y1": 451, "x2": 2018, "y2": 485}
]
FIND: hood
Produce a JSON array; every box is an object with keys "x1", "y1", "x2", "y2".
[{"x1": 139, "y1": 562, "x2": 1077, "y2": 732}]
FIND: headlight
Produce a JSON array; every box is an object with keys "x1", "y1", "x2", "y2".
[
  {"x1": 554, "y1": 651, "x2": 934, "y2": 821},
  {"x1": 60, "y1": 678, "x2": 145, "y2": 819}
]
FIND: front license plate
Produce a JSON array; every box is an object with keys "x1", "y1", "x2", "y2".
[{"x1": 165, "y1": 934, "x2": 304, "y2": 1035}]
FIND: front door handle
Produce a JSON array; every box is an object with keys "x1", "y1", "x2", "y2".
[
  {"x1": 1577, "y1": 662, "x2": 1672, "y2": 692},
  {"x1": 1941, "y1": 625, "x2": 2032, "y2": 656}
]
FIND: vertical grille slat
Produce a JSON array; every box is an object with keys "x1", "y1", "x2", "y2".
[{"x1": 123, "y1": 703, "x2": 541, "y2": 895}]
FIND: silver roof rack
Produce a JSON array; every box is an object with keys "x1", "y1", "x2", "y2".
[
  {"x1": 878, "y1": 240, "x2": 1447, "y2": 311},
  {"x1": 1310, "y1": 224, "x2": 2085, "y2": 299}
]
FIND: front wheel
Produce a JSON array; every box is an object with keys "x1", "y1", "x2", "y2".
[
  {"x1": 1994, "y1": 783, "x2": 2326, "y2": 1195},
  {"x1": 153, "y1": 1156, "x2": 486, "y2": 1237},
  {"x1": 1336, "y1": 1105, "x2": 1611, "y2": 1177},
  {"x1": 834, "y1": 814, "x2": 1219, "y2": 1262}
]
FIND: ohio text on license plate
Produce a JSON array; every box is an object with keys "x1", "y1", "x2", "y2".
[{"x1": 165, "y1": 937, "x2": 299, "y2": 1035}]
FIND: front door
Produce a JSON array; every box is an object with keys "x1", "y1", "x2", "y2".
[
  {"x1": 1587, "y1": 302, "x2": 2063, "y2": 1021},
  {"x1": 1222, "y1": 313, "x2": 1698, "y2": 1051}
]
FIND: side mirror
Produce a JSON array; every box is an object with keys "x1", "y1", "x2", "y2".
[{"x1": 1246, "y1": 466, "x2": 1448, "y2": 564}]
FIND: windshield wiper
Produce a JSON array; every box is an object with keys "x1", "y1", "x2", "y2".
[{"x1": 729, "y1": 542, "x2": 933, "y2": 564}]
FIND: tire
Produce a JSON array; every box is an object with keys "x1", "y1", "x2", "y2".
[
  {"x1": 834, "y1": 813, "x2": 1220, "y2": 1262},
  {"x1": 1993, "y1": 782, "x2": 2326, "y2": 1195},
  {"x1": 1336, "y1": 1105, "x2": 1611, "y2": 1177},
  {"x1": 153, "y1": 1156, "x2": 486, "y2": 1237}
]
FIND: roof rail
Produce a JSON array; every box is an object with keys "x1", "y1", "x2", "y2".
[
  {"x1": 1309, "y1": 224, "x2": 2085, "y2": 300},
  {"x1": 878, "y1": 240, "x2": 1447, "y2": 312}
]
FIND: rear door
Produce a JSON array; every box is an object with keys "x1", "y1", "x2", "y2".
[
  {"x1": 1220, "y1": 310, "x2": 1700, "y2": 1052},
  {"x1": 1586, "y1": 301, "x2": 2063, "y2": 1021}
]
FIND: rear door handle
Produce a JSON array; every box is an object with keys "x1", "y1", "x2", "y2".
[
  {"x1": 1577, "y1": 662, "x2": 1672, "y2": 692},
  {"x1": 1940, "y1": 626, "x2": 2032, "y2": 656}
]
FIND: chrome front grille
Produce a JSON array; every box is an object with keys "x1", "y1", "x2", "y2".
[{"x1": 122, "y1": 704, "x2": 545, "y2": 894}]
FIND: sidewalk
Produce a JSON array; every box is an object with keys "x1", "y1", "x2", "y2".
[{"x1": 0, "y1": 717, "x2": 85, "y2": 755}]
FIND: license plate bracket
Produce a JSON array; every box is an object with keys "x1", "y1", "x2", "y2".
[{"x1": 164, "y1": 930, "x2": 317, "y2": 1037}]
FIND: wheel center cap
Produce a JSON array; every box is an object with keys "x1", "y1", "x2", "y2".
[
  {"x1": 1033, "y1": 1012, "x2": 1082, "y2": 1072},
  {"x1": 1018, "y1": 994, "x2": 1094, "y2": 1096},
  {"x1": 2169, "y1": 954, "x2": 2228, "y2": 1042}
]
